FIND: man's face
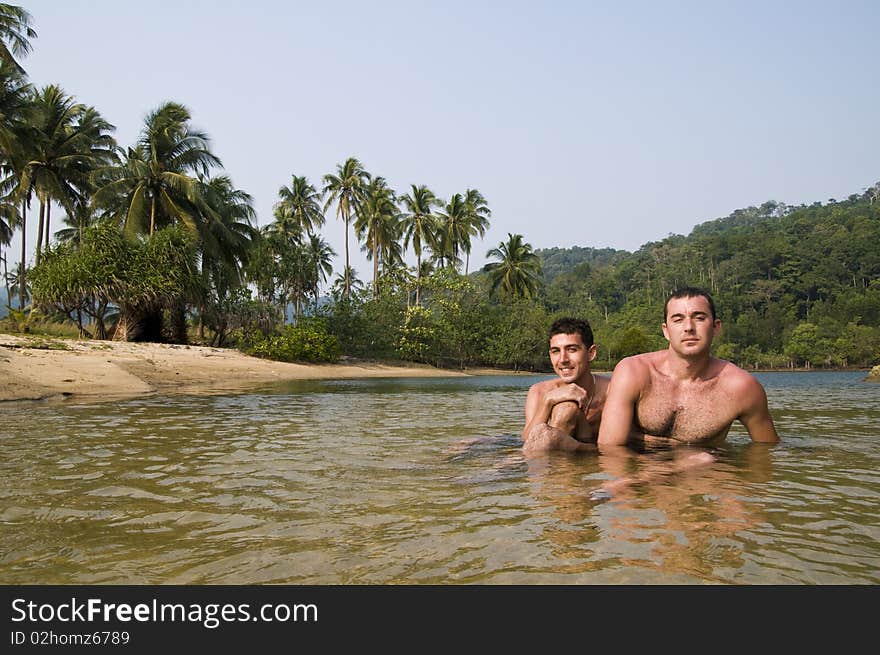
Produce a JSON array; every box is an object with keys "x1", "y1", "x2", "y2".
[
  {"x1": 662, "y1": 295, "x2": 721, "y2": 357},
  {"x1": 548, "y1": 332, "x2": 596, "y2": 384}
]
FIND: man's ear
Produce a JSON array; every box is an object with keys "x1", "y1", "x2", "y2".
[
  {"x1": 661, "y1": 322, "x2": 670, "y2": 342},
  {"x1": 588, "y1": 344, "x2": 597, "y2": 362}
]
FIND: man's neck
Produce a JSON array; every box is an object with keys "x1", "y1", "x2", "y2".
[{"x1": 662, "y1": 349, "x2": 713, "y2": 381}]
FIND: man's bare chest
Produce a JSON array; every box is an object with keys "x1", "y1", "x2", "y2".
[{"x1": 635, "y1": 379, "x2": 736, "y2": 443}]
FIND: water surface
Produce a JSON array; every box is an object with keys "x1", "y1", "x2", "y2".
[{"x1": 1, "y1": 371, "x2": 877, "y2": 584}]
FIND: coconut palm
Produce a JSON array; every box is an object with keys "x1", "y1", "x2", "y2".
[
  {"x1": 483, "y1": 232, "x2": 542, "y2": 300},
  {"x1": 322, "y1": 157, "x2": 368, "y2": 298},
  {"x1": 0, "y1": 3, "x2": 36, "y2": 75},
  {"x1": 92, "y1": 101, "x2": 220, "y2": 237},
  {"x1": 436, "y1": 192, "x2": 468, "y2": 270},
  {"x1": 304, "y1": 233, "x2": 334, "y2": 310},
  {"x1": 400, "y1": 184, "x2": 439, "y2": 305},
  {"x1": 0, "y1": 62, "x2": 29, "y2": 158},
  {"x1": 462, "y1": 188, "x2": 491, "y2": 274},
  {"x1": 198, "y1": 175, "x2": 258, "y2": 287},
  {"x1": 21, "y1": 88, "x2": 116, "y2": 263},
  {"x1": 274, "y1": 174, "x2": 324, "y2": 237},
  {"x1": 355, "y1": 175, "x2": 399, "y2": 294},
  {"x1": 0, "y1": 66, "x2": 33, "y2": 305}
]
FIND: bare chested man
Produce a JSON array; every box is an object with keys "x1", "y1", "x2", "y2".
[
  {"x1": 522, "y1": 317, "x2": 610, "y2": 454},
  {"x1": 598, "y1": 287, "x2": 779, "y2": 450}
]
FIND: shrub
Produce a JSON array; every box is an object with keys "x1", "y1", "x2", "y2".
[{"x1": 244, "y1": 318, "x2": 340, "y2": 363}]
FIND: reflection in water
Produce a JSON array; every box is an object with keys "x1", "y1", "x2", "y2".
[{"x1": 0, "y1": 371, "x2": 878, "y2": 583}]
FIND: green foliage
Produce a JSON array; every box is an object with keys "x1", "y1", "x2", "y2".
[
  {"x1": 30, "y1": 222, "x2": 199, "y2": 339},
  {"x1": 245, "y1": 317, "x2": 340, "y2": 363},
  {"x1": 482, "y1": 301, "x2": 549, "y2": 371},
  {"x1": 783, "y1": 322, "x2": 830, "y2": 367},
  {"x1": 614, "y1": 327, "x2": 656, "y2": 359},
  {"x1": 395, "y1": 305, "x2": 438, "y2": 363}
]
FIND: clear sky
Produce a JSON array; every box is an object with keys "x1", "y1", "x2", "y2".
[{"x1": 9, "y1": 0, "x2": 880, "y2": 284}]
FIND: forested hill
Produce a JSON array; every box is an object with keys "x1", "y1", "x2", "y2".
[
  {"x1": 535, "y1": 187, "x2": 880, "y2": 368},
  {"x1": 535, "y1": 246, "x2": 627, "y2": 284}
]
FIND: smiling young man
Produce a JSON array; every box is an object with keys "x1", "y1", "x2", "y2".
[
  {"x1": 522, "y1": 317, "x2": 610, "y2": 453},
  {"x1": 597, "y1": 287, "x2": 779, "y2": 449}
]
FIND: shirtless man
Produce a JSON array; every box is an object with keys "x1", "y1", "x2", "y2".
[
  {"x1": 522, "y1": 317, "x2": 610, "y2": 453},
  {"x1": 598, "y1": 287, "x2": 779, "y2": 450}
]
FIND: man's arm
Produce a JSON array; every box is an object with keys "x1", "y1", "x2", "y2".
[
  {"x1": 738, "y1": 379, "x2": 780, "y2": 444},
  {"x1": 597, "y1": 358, "x2": 642, "y2": 449},
  {"x1": 522, "y1": 380, "x2": 586, "y2": 440},
  {"x1": 522, "y1": 380, "x2": 596, "y2": 453}
]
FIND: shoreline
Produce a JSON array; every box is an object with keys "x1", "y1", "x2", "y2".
[{"x1": 0, "y1": 333, "x2": 529, "y2": 404}]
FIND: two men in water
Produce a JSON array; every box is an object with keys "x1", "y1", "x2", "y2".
[{"x1": 523, "y1": 287, "x2": 779, "y2": 453}]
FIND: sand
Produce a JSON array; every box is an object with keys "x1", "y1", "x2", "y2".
[{"x1": 0, "y1": 333, "x2": 517, "y2": 403}]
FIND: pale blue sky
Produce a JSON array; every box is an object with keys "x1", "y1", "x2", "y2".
[{"x1": 11, "y1": 0, "x2": 880, "y2": 282}]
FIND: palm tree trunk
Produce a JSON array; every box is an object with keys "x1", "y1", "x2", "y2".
[
  {"x1": 150, "y1": 196, "x2": 156, "y2": 235},
  {"x1": 44, "y1": 202, "x2": 51, "y2": 251},
  {"x1": 415, "y1": 253, "x2": 421, "y2": 306},
  {"x1": 373, "y1": 243, "x2": 379, "y2": 295},
  {"x1": 2, "y1": 250, "x2": 10, "y2": 310},
  {"x1": 35, "y1": 201, "x2": 45, "y2": 266},
  {"x1": 344, "y1": 213, "x2": 351, "y2": 299},
  {"x1": 19, "y1": 198, "x2": 26, "y2": 309}
]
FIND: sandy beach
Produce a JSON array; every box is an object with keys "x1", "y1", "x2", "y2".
[{"x1": 0, "y1": 333, "x2": 516, "y2": 403}]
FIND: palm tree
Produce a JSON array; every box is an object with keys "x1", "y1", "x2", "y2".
[
  {"x1": 0, "y1": 3, "x2": 36, "y2": 75},
  {"x1": 483, "y1": 233, "x2": 542, "y2": 300},
  {"x1": 198, "y1": 175, "x2": 258, "y2": 287},
  {"x1": 195, "y1": 175, "x2": 258, "y2": 338},
  {"x1": 330, "y1": 265, "x2": 364, "y2": 302},
  {"x1": 93, "y1": 101, "x2": 220, "y2": 237},
  {"x1": 462, "y1": 188, "x2": 491, "y2": 274},
  {"x1": 436, "y1": 193, "x2": 468, "y2": 270},
  {"x1": 22, "y1": 87, "x2": 116, "y2": 263},
  {"x1": 355, "y1": 175, "x2": 399, "y2": 295},
  {"x1": 322, "y1": 157, "x2": 368, "y2": 298},
  {"x1": 274, "y1": 174, "x2": 324, "y2": 236},
  {"x1": 0, "y1": 198, "x2": 12, "y2": 306},
  {"x1": 304, "y1": 233, "x2": 334, "y2": 310},
  {"x1": 400, "y1": 184, "x2": 439, "y2": 305},
  {"x1": 5, "y1": 258, "x2": 26, "y2": 306},
  {"x1": 0, "y1": 65, "x2": 31, "y2": 307}
]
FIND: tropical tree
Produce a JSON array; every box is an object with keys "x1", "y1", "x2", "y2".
[
  {"x1": 196, "y1": 175, "x2": 258, "y2": 336},
  {"x1": 483, "y1": 233, "x2": 542, "y2": 300},
  {"x1": 462, "y1": 188, "x2": 491, "y2": 274},
  {"x1": 21, "y1": 87, "x2": 116, "y2": 263},
  {"x1": 0, "y1": 198, "x2": 12, "y2": 305},
  {"x1": 304, "y1": 232, "x2": 334, "y2": 310},
  {"x1": 322, "y1": 157, "x2": 368, "y2": 298},
  {"x1": 274, "y1": 174, "x2": 324, "y2": 236},
  {"x1": 355, "y1": 175, "x2": 399, "y2": 295},
  {"x1": 0, "y1": 65, "x2": 31, "y2": 307},
  {"x1": 435, "y1": 193, "x2": 468, "y2": 271},
  {"x1": 400, "y1": 184, "x2": 439, "y2": 305},
  {"x1": 92, "y1": 101, "x2": 220, "y2": 237},
  {"x1": 0, "y1": 3, "x2": 36, "y2": 75}
]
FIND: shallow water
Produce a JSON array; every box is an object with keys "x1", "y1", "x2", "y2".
[{"x1": 1, "y1": 371, "x2": 878, "y2": 584}]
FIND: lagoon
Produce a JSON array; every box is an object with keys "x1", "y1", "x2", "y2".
[{"x1": 1, "y1": 371, "x2": 878, "y2": 584}]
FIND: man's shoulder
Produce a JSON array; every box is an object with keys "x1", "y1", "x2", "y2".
[
  {"x1": 716, "y1": 358, "x2": 765, "y2": 392},
  {"x1": 615, "y1": 351, "x2": 663, "y2": 374},
  {"x1": 528, "y1": 377, "x2": 561, "y2": 393}
]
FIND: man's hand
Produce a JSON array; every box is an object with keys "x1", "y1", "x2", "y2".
[{"x1": 543, "y1": 380, "x2": 588, "y2": 410}]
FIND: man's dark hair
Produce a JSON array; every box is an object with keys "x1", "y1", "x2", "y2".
[
  {"x1": 664, "y1": 287, "x2": 717, "y2": 321},
  {"x1": 549, "y1": 317, "x2": 594, "y2": 346}
]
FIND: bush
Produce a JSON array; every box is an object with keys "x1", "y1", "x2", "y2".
[{"x1": 244, "y1": 318, "x2": 340, "y2": 363}]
